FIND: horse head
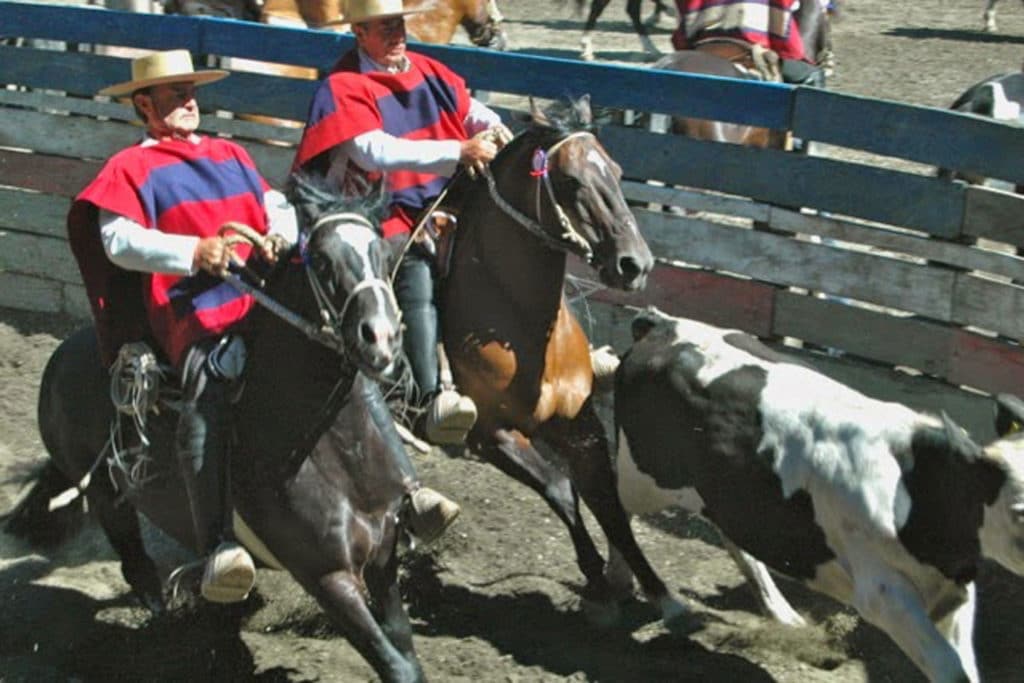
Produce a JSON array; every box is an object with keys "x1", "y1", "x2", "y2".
[
  {"x1": 489, "y1": 96, "x2": 653, "y2": 291},
  {"x1": 459, "y1": 0, "x2": 508, "y2": 50},
  {"x1": 286, "y1": 173, "x2": 402, "y2": 379}
]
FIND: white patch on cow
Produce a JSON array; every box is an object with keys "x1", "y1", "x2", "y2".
[
  {"x1": 757, "y1": 363, "x2": 932, "y2": 537},
  {"x1": 616, "y1": 427, "x2": 705, "y2": 515},
  {"x1": 986, "y1": 82, "x2": 1022, "y2": 122},
  {"x1": 979, "y1": 437, "x2": 1024, "y2": 574},
  {"x1": 657, "y1": 313, "x2": 942, "y2": 538},
  {"x1": 586, "y1": 148, "x2": 611, "y2": 177}
]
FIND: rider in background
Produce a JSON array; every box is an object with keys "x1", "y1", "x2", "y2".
[
  {"x1": 670, "y1": 0, "x2": 826, "y2": 86},
  {"x1": 67, "y1": 50, "x2": 297, "y2": 604},
  {"x1": 292, "y1": 0, "x2": 512, "y2": 447}
]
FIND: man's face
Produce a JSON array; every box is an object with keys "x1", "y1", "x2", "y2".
[
  {"x1": 134, "y1": 82, "x2": 200, "y2": 138},
  {"x1": 355, "y1": 17, "x2": 407, "y2": 69}
]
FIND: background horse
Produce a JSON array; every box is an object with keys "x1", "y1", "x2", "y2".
[
  {"x1": 5, "y1": 189, "x2": 433, "y2": 683},
  {"x1": 436, "y1": 97, "x2": 690, "y2": 627},
  {"x1": 577, "y1": 0, "x2": 675, "y2": 61},
  {"x1": 984, "y1": 0, "x2": 1023, "y2": 31},
  {"x1": 651, "y1": 0, "x2": 831, "y2": 149}
]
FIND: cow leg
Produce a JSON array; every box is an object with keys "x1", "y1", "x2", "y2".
[
  {"x1": 88, "y1": 482, "x2": 165, "y2": 614},
  {"x1": 540, "y1": 400, "x2": 688, "y2": 630},
  {"x1": 851, "y1": 565, "x2": 971, "y2": 683},
  {"x1": 719, "y1": 536, "x2": 806, "y2": 627},
  {"x1": 308, "y1": 570, "x2": 423, "y2": 683},
  {"x1": 935, "y1": 582, "x2": 980, "y2": 683},
  {"x1": 474, "y1": 428, "x2": 618, "y2": 622},
  {"x1": 580, "y1": 0, "x2": 614, "y2": 60}
]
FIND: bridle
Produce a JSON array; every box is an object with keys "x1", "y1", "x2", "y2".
[
  {"x1": 482, "y1": 129, "x2": 597, "y2": 264},
  {"x1": 222, "y1": 211, "x2": 398, "y2": 356}
]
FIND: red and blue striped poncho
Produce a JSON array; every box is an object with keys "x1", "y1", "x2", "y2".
[
  {"x1": 291, "y1": 49, "x2": 471, "y2": 239},
  {"x1": 69, "y1": 136, "x2": 270, "y2": 367},
  {"x1": 671, "y1": 0, "x2": 808, "y2": 62}
]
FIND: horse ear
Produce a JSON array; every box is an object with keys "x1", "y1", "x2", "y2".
[
  {"x1": 529, "y1": 97, "x2": 549, "y2": 126},
  {"x1": 575, "y1": 94, "x2": 593, "y2": 126}
]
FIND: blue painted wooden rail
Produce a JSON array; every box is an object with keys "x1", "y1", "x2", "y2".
[{"x1": 2, "y1": 0, "x2": 1023, "y2": 185}]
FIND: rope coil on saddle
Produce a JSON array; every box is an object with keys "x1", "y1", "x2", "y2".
[{"x1": 48, "y1": 342, "x2": 166, "y2": 511}]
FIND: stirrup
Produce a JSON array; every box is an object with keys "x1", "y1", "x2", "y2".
[
  {"x1": 200, "y1": 541, "x2": 256, "y2": 603},
  {"x1": 406, "y1": 487, "x2": 461, "y2": 545},
  {"x1": 424, "y1": 389, "x2": 477, "y2": 445}
]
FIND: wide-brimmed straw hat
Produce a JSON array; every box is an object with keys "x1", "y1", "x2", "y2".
[
  {"x1": 325, "y1": 0, "x2": 429, "y2": 27},
  {"x1": 98, "y1": 49, "x2": 228, "y2": 97}
]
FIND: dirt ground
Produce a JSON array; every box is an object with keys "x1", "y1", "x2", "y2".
[{"x1": 4, "y1": 1, "x2": 1024, "y2": 681}]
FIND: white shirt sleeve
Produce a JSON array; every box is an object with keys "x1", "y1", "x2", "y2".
[
  {"x1": 100, "y1": 210, "x2": 199, "y2": 276},
  {"x1": 465, "y1": 96, "x2": 503, "y2": 136},
  {"x1": 343, "y1": 130, "x2": 462, "y2": 176},
  {"x1": 264, "y1": 188, "x2": 299, "y2": 244},
  {"x1": 100, "y1": 188, "x2": 297, "y2": 276}
]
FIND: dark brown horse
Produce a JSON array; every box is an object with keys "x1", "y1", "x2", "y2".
[
  {"x1": 6, "y1": 187, "x2": 437, "y2": 682},
  {"x1": 577, "y1": 0, "x2": 674, "y2": 60},
  {"x1": 651, "y1": 0, "x2": 831, "y2": 148},
  {"x1": 436, "y1": 98, "x2": 686, "y2": 626}
]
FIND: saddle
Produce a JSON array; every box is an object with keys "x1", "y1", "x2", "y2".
[{"x1": 694, "y1": 38, "x2": 782, "y2": 82}]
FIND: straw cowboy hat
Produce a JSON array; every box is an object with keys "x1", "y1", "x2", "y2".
[
  {"x1": 332, "y1": 0, "x2": 429, "y2": 26},
  {"x1": 98, "y1": 49, "x2": 228, "y2": 97}
]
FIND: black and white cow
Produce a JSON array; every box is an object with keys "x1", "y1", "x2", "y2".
[{"x1": 611, "y1": 306, "x2": 1024, "y2": 683}]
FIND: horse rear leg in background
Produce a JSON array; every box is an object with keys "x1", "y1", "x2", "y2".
[
  {"x1": 470, "y1": 428, "x2": 618, "y2": 619},
  {"x1": 538, "y1": 399, "x2": 689, "y2": 630},
  {"x1": 579, "y1": 0, "x2": 659, "y2": 61}
]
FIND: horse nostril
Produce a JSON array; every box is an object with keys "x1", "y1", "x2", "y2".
[
  {"x1": 619, "y1": 255, "x2": 642, "y2": 282},
  {"x1": 360, "y1": 321, "x2": 377, "y2": 346}
]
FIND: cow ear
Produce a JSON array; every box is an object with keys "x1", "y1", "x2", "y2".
[
  {"x1": 940, "y1": 412, "x2": 981, "y2": 459},
  {"x1": 995, "y1": 393, "x2": 1024, "y2": 437}
]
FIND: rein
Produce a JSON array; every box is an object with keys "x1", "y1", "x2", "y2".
[
  {"x1": 223, "y1": 210, "x2": 396, "y2": 356},
  {"x1": 482, "y1": 130, "x2": 595, "y2": 263}
]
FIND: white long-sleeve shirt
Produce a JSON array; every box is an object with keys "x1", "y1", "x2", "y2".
[
  {"x1": 99, "y1": 135, "x2": 298, "y2": 276},
  {"x1": 325, "y1": 49, "x2": 503, "y2": 188}
]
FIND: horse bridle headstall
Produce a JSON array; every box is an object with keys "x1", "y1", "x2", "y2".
[
  {"x1": 482, "y1": 130, "x2": 596, "y2": 264},
  {"x1": 221, "y1": 212, "x2": 399, "y2": 357}
]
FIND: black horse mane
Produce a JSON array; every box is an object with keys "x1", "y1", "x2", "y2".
[
  {"x1": 444, "y1": 96, "x2": 601, "y2": 199},
  {"x1": 285, "y1": 171, "x2": 390, "y2": 237}
]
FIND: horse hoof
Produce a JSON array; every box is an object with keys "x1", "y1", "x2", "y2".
[{"x1": 581, "y1": 597, "x2": 621, "y2": 628}]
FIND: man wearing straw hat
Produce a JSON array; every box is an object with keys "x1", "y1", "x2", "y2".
[
  {"x1": 292, "y1": 0, "x2": 512, "y2": 447},
  {"x1": 67, "y1": 49, "x2": 298, "y2": 604}
]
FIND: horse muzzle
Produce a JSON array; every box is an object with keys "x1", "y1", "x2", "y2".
[
  {"x1": 349, "y1": 312, "x2": 402, "y2": 380},
  {"x1": 596, "y1": 229, "x2": 654, "y2": 292}
]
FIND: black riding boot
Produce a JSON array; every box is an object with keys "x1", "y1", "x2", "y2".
[
  {"x1": 176, "y1": 368, "x2": 231, "y2": 556},
  {"x1": 175, "y1": 343, "x2": 255, "y2": 602},
  {"x1": 393, "y1": 249, "x2": 440, "y2": 404}
]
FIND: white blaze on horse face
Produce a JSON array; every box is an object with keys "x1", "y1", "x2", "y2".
[{"x1": 337, "y1": 222, "x2": 388, "y2": 309}]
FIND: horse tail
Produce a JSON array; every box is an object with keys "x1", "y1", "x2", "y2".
[{"x1": 2, "y1": 461, "x2": 88, "y2": 548}]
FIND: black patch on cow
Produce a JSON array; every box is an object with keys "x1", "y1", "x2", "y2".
[
  {"x1": 898, "y1": 418, "x2": 1007, "y2": 585},
  {"x1": 616, "y1": 344, "x2": 834, "y2": 581}
]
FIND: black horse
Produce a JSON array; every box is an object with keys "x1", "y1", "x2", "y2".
[{"x1": 6, "y1": 180, "x2": 435, "y2": 682}]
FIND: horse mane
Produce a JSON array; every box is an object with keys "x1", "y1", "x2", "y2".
[
  {"x1": 285, "y1": 171, "x2": 390, "y2": 237},
  {"x1": 444, "y1": 96, "x2": 600, "y2": 199}
]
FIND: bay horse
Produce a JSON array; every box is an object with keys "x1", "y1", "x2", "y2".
[
  {"x1": 436, "y1": 97, "x2": 687, "y2": 626},
  {"x1": 6, "y1": 185, "x2": 436, "y2": 683},
  {"x1": 651, "y1": 0, "x2": 831, "y2": 149}
]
